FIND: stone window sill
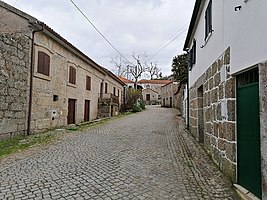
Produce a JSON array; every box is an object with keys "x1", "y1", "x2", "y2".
[
  {"x1": 67, "y1": 82, "x2": 77, "y2": 88},
  {"x1": 33, "y1": 73, "x2": 51, "y2": 81}
]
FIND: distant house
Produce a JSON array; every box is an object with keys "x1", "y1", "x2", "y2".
[
  {"x1": 161, "y1": 82, "x2": 184, "y2": 112},
  {"x1": 0, "y1": 2, "x2": 124, "y2": 139},
  {"x1": 137, "y1": 79, "x2": 172, "y2": 105},
  {"x1": 184, "y1": 0, "x2": 267, "y2": 198},
  {"x1": 142, "y1": 88, "x2": 159, "y2": 105}
]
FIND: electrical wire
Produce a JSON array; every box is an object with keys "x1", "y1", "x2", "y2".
[
  {"x1": 147, "y1": 23, "x2": 188, "y2": 57},
  {"x1": 145, "y1": 25, "x2": 188, "y2": 62},
  {"x1": 69, "y1": 0, "x2": 133, "y2": 65}
]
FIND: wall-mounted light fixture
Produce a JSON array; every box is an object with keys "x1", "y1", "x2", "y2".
[{"x1": 234, "y1": 5, "x2": 242, "y2": 11}]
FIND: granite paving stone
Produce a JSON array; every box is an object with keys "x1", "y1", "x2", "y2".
[{"x1": 0, "y1": 106, "x2": 238, "y2": 199}]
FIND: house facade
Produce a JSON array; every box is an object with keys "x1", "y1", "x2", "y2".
[
  {"x1": 184, "y1": 0, "x2": 267, "y2": 199},
  {"x1": 161, "y1": 82, "x2": 184, "y2": 113},
  {"x1": 0, "y1": 2, "x2": 124, "y2": 139},
  {"x1": 142, "y1": 88, "x2": 158, "y2": 105},
  {"x1": 137, "y1": 79, "x2": 172, "y2": 105}
]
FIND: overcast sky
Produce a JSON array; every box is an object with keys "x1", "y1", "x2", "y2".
[{"x1": 3, "y1": 0, "x2": 195, "y2": 77}]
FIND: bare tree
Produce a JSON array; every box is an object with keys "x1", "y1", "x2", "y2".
[
  {"x1": 129, "y1": 54, "x2": 146, "y2": 89},
  {"x1": 145, "y1": 62, "x2": 161, "y2": 80},
  {"x1": 110, "y1": 56, "x2": 128, "y2": 76}
]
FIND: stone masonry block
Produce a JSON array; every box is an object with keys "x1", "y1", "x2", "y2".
[
  {"x1": 211, "y1": 88, "x2": 218, "y2": 104},
  {"x1": 208, "y1": 77, "x2": 214, "y2": 90},
  {"x1": 219, "y1": 84, "x2": 224, "y2": 100},
  {"x1": 225, "y1": 142, "x2": 236, "y2": 162},
  {"x1": 212, "y1": 62, "x2": 218, "y2": 76},
  {"x1": 223, "y1": 122, "x2": 236, "y2": 141},
  {"x1": 221, "y1": 157, "x2": 236, "y2": 182},
  {"x1": 217, "y1": 58, "x2": 223, "y2": 70},
  {"x1": 218, "y1": 139, "x2": 225, "y2": 150},
  {"x1": 214, "y1": 72, "x2": 221, "y2": 87},
  {"x1": 227, "y1": 100, "x2": 236, "y2": 121},
  {"x1": 205, "y1": 107, "x2": 212, "y2": 122},
  {"x1": 224, "y1": 47, "x2": 230, "y2": 65},
  {"x1": 205, "y1": 122, "x2": 213, "y2": 135},
  {"x1": 213, "y1": 122, "x2": 219, "y2": 137},
  {"x1": 216, "y1": 103, "x2": 222, "y2": 121},
  {"x1": 225, "y1": 78, "x2": 235, "y2": 99}
]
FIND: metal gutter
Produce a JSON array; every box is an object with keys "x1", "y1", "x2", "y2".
[{"x1": 27, "y1": 23, "x2": 44, "y2": 135}]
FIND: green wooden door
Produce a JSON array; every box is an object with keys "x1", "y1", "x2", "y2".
[{"x1": 237, "y1": 82, "x2": 261, "y2": 198}]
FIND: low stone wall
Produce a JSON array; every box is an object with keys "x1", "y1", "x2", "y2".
[
  {"x1": 189, "y1": 47, "x2": 237, "y2": 181},
  {"x1": 0, "y1": 33, "x2": 30, "y2": 139}
]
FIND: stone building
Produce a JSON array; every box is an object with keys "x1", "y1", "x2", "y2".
[
  {"x1": 142, "y1": 88, "x2": 159, "y2": 105},
  {"x1": 0, "y1": 2, "x2": 124, "y2": 139},
  {"x1": 161, "y1": 82, "x2": 184, "y2": 113},
  {"x1": 184, "y1": 0, "x2": 267, "y2": 199},
  {"x1": 137, "y1": 79, "x2": 172, "y2": 105}
]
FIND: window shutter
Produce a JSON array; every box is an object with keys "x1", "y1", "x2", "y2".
[
  {"x1": 37, "y1": 51, "x2": 50, "y2": 76},
  {"x1": 86, "y1": 76, "x2": 91, "y2": 90},
  {"x1": 37, "y1": 51, "x2": 44, "y2": 74},
  {"x1": 69, "y1": 66, "x2": 76, "y2": 84},
  {"x1": 43, "y1": 53, "x2": 50, "y2": 76},
  {"x1": 192, "y1": 40, "x2": 196, "y2": 65},
  {"x1": 205, "y1": 0, "x2": 212, "y2": 38},
  {"x1": 73, "y1": 67, "x2": 76, "y2": 84}
]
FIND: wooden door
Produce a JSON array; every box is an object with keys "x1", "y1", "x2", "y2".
[
  {"x1": 237, "y1": 68, "x2": 261, "y2": 198},
  {"x1": 84, "y1": 100, "x2": 90, "y2": 122},
  {"x1": 67, "y1": 99, "x2": 76, "y2": 124}
]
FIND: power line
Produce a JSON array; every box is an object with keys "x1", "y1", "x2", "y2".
[
  {"x1": 145, "y1": 25, "x2": 188, "y2": 62},
  {"x1": 69, "y1": 0, "x2": 133, "y2": 65},
  {"x1": 148, "y1": 23, "x2": 188, "y2": 57}
]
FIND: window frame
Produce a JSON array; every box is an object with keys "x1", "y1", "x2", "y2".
[
  {"x1": 86, "y1": 75, "x2": 91, "y2": 91},
  {"x1": 37, "y1": 51, "x2": 50, "y2": 76},
  {"x1": 189, "y1": 39, "x2": 196, "y2": 71},
  {"x1": 105, "y1": 83, "x2": 108, "y2": 93},
  {"x1": 205, "y1": 0, "x2": 213, "y2": 39},
  {"x1": 69, "y1": 66, "x2": 76, "y2": 85}
]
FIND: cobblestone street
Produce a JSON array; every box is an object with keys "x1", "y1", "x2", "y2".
[{"x1": 0, "y1": 106, "x2": 238, "y2": 199}]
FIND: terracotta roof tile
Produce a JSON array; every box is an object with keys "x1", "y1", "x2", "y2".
[
  {"x1": 137, "y1": 79, "x2": 172, "y2": 85},
  {"x1": 118, "y1": 76, "x2": 134, "y2": 84}
]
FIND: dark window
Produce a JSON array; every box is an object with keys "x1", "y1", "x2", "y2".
[
  {"x1": 189, "y1": 39, "x2": 196, "y2": 70},
  {"x1": 146, "y1": 94, "x2": 150, "y2": 101},
  {"x1": 86, "y1": 76, "x2": 91, "y2": 90},
  {"x1": 205, "y1": 0, "x2": 212, "y2": 39},
  {"x1": 69, "y1": 66, "x2": 76, "y2": 84},
  {"x1": 113, "y1": 87, "x2": 116, "y2": 95},
  {"x1": 105, "y1": 83, "x2": 108, "y2": 93},
  {"x1": 37, "y1": 51, "x2": 50, "y2": 76}
]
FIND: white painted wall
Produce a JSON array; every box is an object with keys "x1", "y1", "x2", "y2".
[
  {"x1": 188, "y1": 0, "x2": 267, "y2": 86},
  {"x1": 224, "y1": 0, "x2": 267, "y2": 74},
  {"x1": 188, "y1": 0, "x2": 225, "y2": 86}
]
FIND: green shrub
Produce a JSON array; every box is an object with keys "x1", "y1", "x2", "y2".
[{"x1": 132, "y1": 103, "x2": 142, "y2": 112}]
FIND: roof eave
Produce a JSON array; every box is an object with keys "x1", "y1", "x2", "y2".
[{"x1": 183, "y1": 0, "x2": 202, "y2": 51}]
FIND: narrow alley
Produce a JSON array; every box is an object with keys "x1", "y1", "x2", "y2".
[{"x1": 0, "y1": 106, "x2": 238, "y2": 199}]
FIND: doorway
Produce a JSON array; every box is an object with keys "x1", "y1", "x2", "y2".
[
  {"x1": 84, "y1": 100, "x2": 90, "y2": 122},
  {"x1": 67, "y1": 99, "x2": 76, "y2": 124},
  {"x1": 237, "y1": 67, "x2": 261, "y2": 198}
]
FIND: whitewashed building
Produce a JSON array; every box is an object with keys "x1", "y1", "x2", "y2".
[{"x1": 184, "y1": 0, "x2": 267, "y2": 199}]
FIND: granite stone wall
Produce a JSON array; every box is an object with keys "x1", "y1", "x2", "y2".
[
  {"x1": 259, "y1": 62, "x2": 267, "y2": 198},
  {"x1": 0, "y1": 33, "x2": 30, "y2": 139},
  {"x1": 189, "y1": 47, "x2": 237, "y2": 181}
]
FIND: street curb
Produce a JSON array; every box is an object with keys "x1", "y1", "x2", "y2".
[{"x1": 234, "y1": 184, "x2": 260, "y2": 200}]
